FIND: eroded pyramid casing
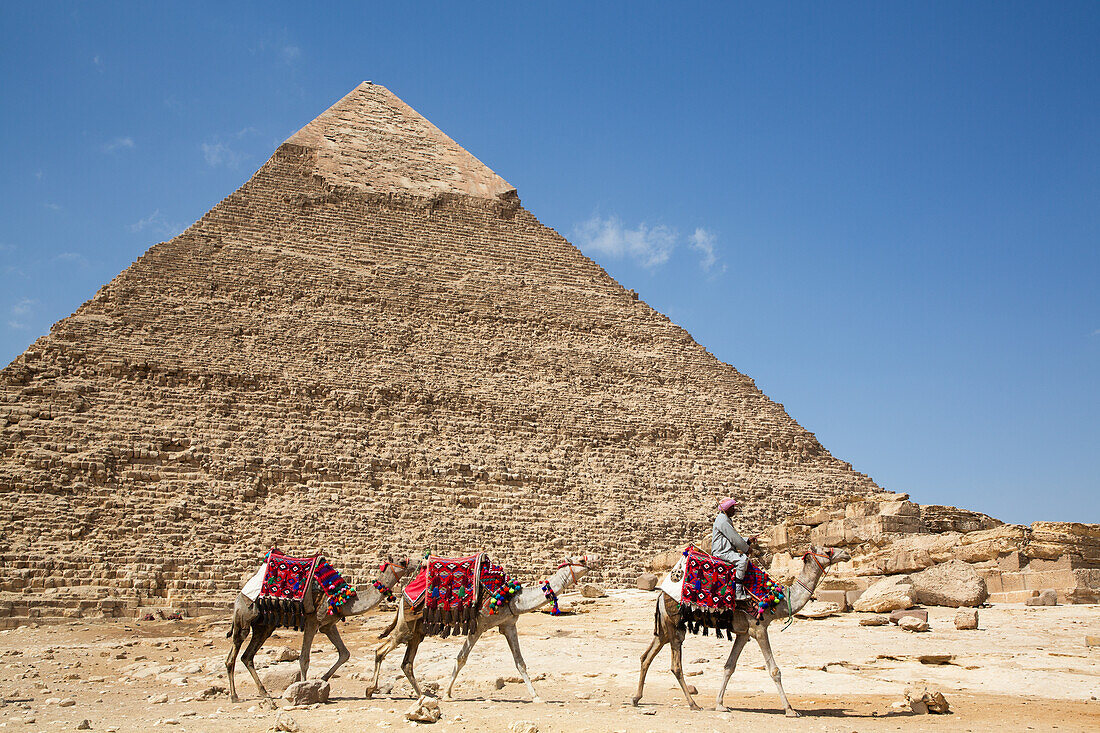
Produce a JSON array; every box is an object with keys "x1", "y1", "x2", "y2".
[{"x1": 0, "y1": 83, "x2": 878, "y2": 619}]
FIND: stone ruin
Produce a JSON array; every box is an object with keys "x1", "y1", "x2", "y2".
[
  {"x1": 764, "y1": 492, "x2": 1100, "y2": 606},
  {"x1": 0, "y1": 82, "x2": 883, "y2": 624}
]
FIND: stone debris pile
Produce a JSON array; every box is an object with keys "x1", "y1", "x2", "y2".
[{"x1": 765, "y1": 492, "x2": 1099, "y2": 606}]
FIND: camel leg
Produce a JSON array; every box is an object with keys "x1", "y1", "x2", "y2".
[
  {"x1": 632, "y1": 633, "x2": 666, "y2": 706},
  {"x1": 669, "y1": 627, "x2": 702, "y2": 710},
  {"x1": 320, "y1": 625, "x2": 351, "y2": 681},
  {"x1": 299, "y1": 623, "x2": 316, "y2": 680},
  {"x1": 752, "y1": 625, "x2": 798, "y2": 717},
  {"x1": 241, "y1": 622, "x2": 278, "y2": 709},
  {"x1": 225, "y1": 619, "x2": 249, "y2": 703},
  {"x1": 443, "y1": 627, "x2": 484, "y2": 700},
  {"x1": 715, "y1": 633, "x2": 750, "y2": 712},
  {"x1": 400, "y1": 626, "x2": 425, "y2": 698},
  {"x1": 499, "y1": 621, "x2": 541, "y2": 703},
  {"x1": 366, "y1": 624, "x2": 405, "y2": 698}
]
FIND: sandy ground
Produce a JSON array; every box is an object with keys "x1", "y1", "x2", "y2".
[{"x1": 1, "y1": 590, "x2": 1097, "y2": 732}]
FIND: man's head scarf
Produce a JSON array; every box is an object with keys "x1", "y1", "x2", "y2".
[{"x1": 718, "y1": 497, "x2": 738, "y2": 512}]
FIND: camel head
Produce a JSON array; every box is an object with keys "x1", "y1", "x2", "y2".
[
  {"x1": 559, "y1": 554, "x2": 600, "y2": 580},
  {"x1": 380, "y1": 556, "x2": 418, "y2": 579},
  {"x1": 805, "y1": 545, "x2": 851, "y2": 567}
]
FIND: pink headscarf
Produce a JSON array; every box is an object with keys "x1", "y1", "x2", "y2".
[{"x1": 718, "y1": 497, "x2": 738, "y2": 512}]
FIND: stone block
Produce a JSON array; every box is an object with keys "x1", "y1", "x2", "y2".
[
  {"x1": 954, "y1": 609, "x2": 978, "y2": 630},
  {"x1": 283, "y1": 679, "x2": 329, "y2": 706},
  {"x1": 890, "y1": 608, "x2": 928, "y2": 625},
  {"x1": 813, "y1": 589, "x2": 849, "y2": 611},
  {"x1": 910, "y1": 559, "x2": 989, "y2": 607},
  {"x1": 635, "y1": 573, "x2": 658, "y2": 591},
  {"x1": 852, "y1": 576, "x2": 916, "y2": 613}
]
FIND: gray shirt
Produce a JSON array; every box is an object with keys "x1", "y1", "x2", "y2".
[{"x1": 712, "y1": 512, "x2": 750, "y2": 561}]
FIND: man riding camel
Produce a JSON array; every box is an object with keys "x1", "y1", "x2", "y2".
[{"x1": 712, "y1": 496, "x2": 753, "y2": 599}]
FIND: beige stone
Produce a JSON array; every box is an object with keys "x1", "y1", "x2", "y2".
[
  {"x1": 899, "y1": 616, "x2": 930, "y2": 632},
  {"x1": 955, "y1": 608, "x2": 979, "y2": 630},
  {"x1": 910, "y1": 559, "x2": 989, "y2": 607},
  {"x1": 282, "y1": 680, "x2": 329, "y2": 705},
  {"x1": 852, "y1": 576, "x2": 916, "y2": 613}
]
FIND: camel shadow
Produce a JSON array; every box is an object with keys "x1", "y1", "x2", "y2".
[{"x1": 722, "y1": 704, "x2": 920, "y2": 719}]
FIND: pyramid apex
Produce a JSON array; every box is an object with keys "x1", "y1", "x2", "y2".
[{"x1": 284, "y1": 82, "x2": 515, "y2": 200}]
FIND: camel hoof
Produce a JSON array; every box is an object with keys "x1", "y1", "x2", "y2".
[
  {"x1": 258, "y1": 697, "x2": 277, "y2": 710},
  {"x1": 715, "y1": 705, "x2": 730, "y2": 712},
  {"x1": 689, "y1": 703, "x2": 702, "y2": 711},
  {"x1": 785, "y1": 709, "x2": 801, "y2": 718},
  {"x1": 531, "y1": 696, "x2": 543, "y2": 704},
  {"x1": 631, "y1": 697, "x2": 641, "y2": 707},
  {"x1": 229, "y1": 696, "x2": 239, "y2": 704},
  {"x1": 364, "y1": 688, "x2": 375, "y2": 699}
]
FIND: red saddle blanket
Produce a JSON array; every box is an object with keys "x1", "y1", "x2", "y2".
[
  {"x1": 260, "y1": 550, "x2": 318, "y2": 603},
  {"x1": 681, "y1": 546, "x2": 785, "y2": 615},
  {"x1": 403, "y1": 553, "x2": 521, "y2": 636}
]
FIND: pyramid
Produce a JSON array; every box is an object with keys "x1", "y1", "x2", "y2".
[{"x1": 0, "y1": 83, "x2": 879, "y2": 620}]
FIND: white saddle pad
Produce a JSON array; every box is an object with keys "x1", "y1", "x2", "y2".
[
  {"x1": 241, "y1": 565, "x2": 265, "y2": 601},
  {"x1": 658, "y1": 556, "x2": 685, "y2": 603}
]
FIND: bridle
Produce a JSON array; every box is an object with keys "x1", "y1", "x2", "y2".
[
  {"x1": 794, "y1": 549, "x2": 833, "y2": 595},
  {"x1": 556, "y1": 555, "x2": 589, "y2": 586}
]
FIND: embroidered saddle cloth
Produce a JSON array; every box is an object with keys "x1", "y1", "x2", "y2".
[
  {"x1": 675, "y1": 546, "x2": 786, "y2": 637},
  {"x1": 403, "y1": 553, "x2": 522, "y2": 637},
  {"x1": 255, "y1": 549, "x2": 357, "y2": 630}
]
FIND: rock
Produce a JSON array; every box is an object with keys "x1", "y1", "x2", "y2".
[
  {"x1": 405, "y1": 696, "x2": 441, "y2": 723},
  {"x1": 905, "y1": 685, "x2": 950, "y2": 714},
  {"x1": 508, "y1": 723, "x2": 539, "y2": 733},
  {"x1": 813, "y1": 589, "x2": 849, "y2": 611},
  {"x1": 76, "y1": 721, "x2": 91, "y2": 730},
  {"x1": 260, "y1": 663, "x2": 303, "y2": 692},
  {"x1": 909, "y1": 559, "x2": 989, "y2": 607},
  {"x1": 1086, "y1": 635, "x2": 1100, "y2": 647},
  {"x1": 795, "y1": 601, "x2": 840, "y2": 619},
  {"x1": 148, "y1": 693, "x2": 169, "y2": 704},
  {"x1": 859, "y1": 615, "x2": 890, "y2": 626},
  {"x1": 59, "y1": 698, "x2": 76, "y2": 707},
  {"x1": 899, "y1": 616, "x2": 930, "y2": 632},
  {"x1": 273, "y1": 712, "x2": 301, "y2": 732},
  {"x1": 1039, "y1": 588, "x2": 1058, "y2": 605},
  {"x1": 282, "y1": 680, "x2": 329, "y2": 706},
  {"x1": 890, "y1": 609, "x2": 928, "y2": 625},
  {"x1": 918, "y1": 654, "x2": 954, "y2": 665},
  {"x1": 635, "y1": 573, "x2": 658, "y2": 591},
  {"x1": 955, "y1": 609, "x2": 979, "y2": 630},
  {"x1": 852, "y1": 576, "x2": 916, "y2": 613},
  {"x1": 580, "y1": 583, "x2": 607, "y2": 598},
  {"x1": 270, "y1": 646, "x2": 300, "y2": 663}
]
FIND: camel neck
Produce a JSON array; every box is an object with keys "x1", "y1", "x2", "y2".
[
  {"x1": 768, "y1": 558, "x2": 826, "y2": 619},
  {"x1": 339, "y1": 561, "x2": 407, "y2": 617},
  {"x1": 511, "y1": 564, "x2": 584, "y2": 614}
]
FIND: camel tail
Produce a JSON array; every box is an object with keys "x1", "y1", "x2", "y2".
[
  {"x1": 377, "y1": 615, "x2": 398, "y2": 639},
  {"x1": 654, "y1": 596, "x2": 663, "y2": 636}
]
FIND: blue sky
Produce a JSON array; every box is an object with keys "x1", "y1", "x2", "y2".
[{"x1": 1, "y1": 2, "x2": 1096, "y2": 524}]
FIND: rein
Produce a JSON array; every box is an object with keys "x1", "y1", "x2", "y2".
[{"x1": 793, "y1": 551, "x2": 831, "y2": 595}]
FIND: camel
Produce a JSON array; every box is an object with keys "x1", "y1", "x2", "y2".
[
  {"x1": 633, "y1": 545, "x2": 851, "y2": 717},
  {"x1": 226, "y1": 555, "x2": 419, "y2": 707},
  {"x1": 366, "y1": 554, "x2": 600, "y2": 702}
]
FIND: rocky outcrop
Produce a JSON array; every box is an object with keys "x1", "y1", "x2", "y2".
[{"x1": 765, "y1": 493, "x2": 1099, "y2": 605}]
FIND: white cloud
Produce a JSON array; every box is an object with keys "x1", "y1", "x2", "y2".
[
  {"x1": 129, "y1": 209, "x2": 184, "y2": 239},
  {"x1": 573, "y1": 215, "x2": 676, "y2": 269},
  {"x1": 281, "y1": 45, "x2": 301, "y2": 63},
  {"x1": 101, "y1": 136, "x2": 135, "y2": 153},
  {"x1": 689, "y1": 228, "x2": 725, "y2": 273},
  {"x1": 202, "y1": 140, "x2": 246, "y2": 168},
  {"x1": 7, "y1": 298, "x2": 36, "y2": 330},
  {"x1": 53, "y1": 251, "x2": 90, "y2": 268},
  {"x1": 93, "y1": 54, "x2": 102, "y2": 70},
  {"x1": 44, "y1": 202, "x2": 62, "y2": 211}
]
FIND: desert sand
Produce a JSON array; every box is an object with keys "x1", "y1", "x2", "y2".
[{"x1": 1, "y1": 590, "x2": 1097, "y2": 732}]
